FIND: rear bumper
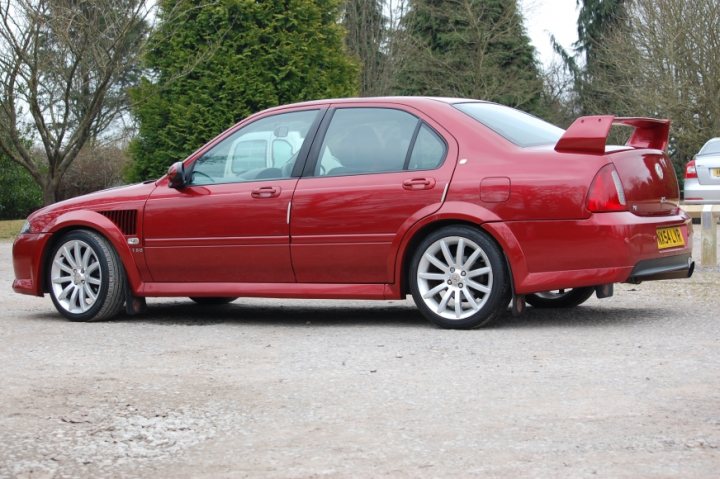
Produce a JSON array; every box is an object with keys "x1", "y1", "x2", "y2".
[
  {"x1": 683, "y1": 181, "x2": 720, "y2": 204},
  {"x1": 627, "y1": 253, "x2": 694, "y2": 282},
  {"x1": 493, "y1": 211, "x2": 694, "y2": 294},
  {"x1": 12, "y1": 233, "x2": 51, "y2": 296}
]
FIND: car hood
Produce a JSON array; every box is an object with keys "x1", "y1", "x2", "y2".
[{"x1": 27, "y1": 181, "x2": 158, "y2": 231}]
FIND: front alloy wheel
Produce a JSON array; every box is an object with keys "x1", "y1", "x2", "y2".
[
  {"x1": 48, "y1": 230, "x2": 126, "y2": 321},
  {"x1": 410, "y1": 226, "x2": 510, "y2": 329}
]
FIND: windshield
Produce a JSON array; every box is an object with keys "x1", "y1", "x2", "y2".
[
  {"x1": 454, "y1": 102, "x2": 564, "y2": 147},
  {"x1": 699, "y1": 139, "x2": 720, "y2": 156}
]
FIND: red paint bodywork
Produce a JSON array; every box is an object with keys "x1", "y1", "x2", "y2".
[{"x1": 12, "y1": 97, "x2": 692, "y2": 302}]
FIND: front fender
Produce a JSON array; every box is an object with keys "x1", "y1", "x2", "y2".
[{"x1": 44, "y1": 210, "x2": 143, "y2": 293}]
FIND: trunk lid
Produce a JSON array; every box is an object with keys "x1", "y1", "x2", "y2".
[
  {"x1": 555, "y1": 115, "x2": 679, "y2": 217},
  {"x1": 610, "y1": 150, "x2": 680, "y2": 216},
  {"x1": 694, "y1": 153, "x2": 720, "y2": 185}
]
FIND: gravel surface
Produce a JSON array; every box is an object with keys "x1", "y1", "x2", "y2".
[{"x1": 1, "y1": 226, "x2": 719, "y2": 478}]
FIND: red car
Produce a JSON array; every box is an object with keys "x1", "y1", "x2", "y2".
[{"x1": 12, "y1": 97, "x2": 694, "y2": 328}]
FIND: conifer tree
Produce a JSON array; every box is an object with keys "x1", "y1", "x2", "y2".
[
  {"x1": 554, "y1": 0, "x2": 628, "y2": 114},
  {"x1": 129, "y1": 0, "x2": 358, "y2": 180},
  {"x1": 343, "y1": 0, "x2": 387, "y2": 95},
  {"x1": 393, "y1": 0, "x2": 544, "y2": 114}
]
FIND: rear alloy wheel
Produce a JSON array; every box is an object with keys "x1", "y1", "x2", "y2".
[
  {"x1": 410, "y1": 226, "x2": 510, "y2": 329},
  {"x1": 525, "y1": 287, "x2": 595, "y2": 308},
  {"x1": 48, "y1": 230, "x2": 126, "y2": 321},
  {"x1": 189, "y1": 297, "x2": 237, "y2": 305}
]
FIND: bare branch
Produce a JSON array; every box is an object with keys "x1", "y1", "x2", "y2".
[{"x1": 0, "y1": 0, "x2": 153, "y2": 204}]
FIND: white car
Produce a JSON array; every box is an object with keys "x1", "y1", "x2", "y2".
[{"x1": 684, "y1": 138, "x2": 720, "y2": 204}]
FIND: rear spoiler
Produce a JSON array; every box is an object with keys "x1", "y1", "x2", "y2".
[{"x1": 554, "y1": 115, "x2": 670, "y2": 154}]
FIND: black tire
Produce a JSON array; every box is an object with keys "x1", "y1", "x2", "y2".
[
  {"x1": 409, "y1": 225, "x2": 511, "y2": 329},
  {"x1": 47, "y1": 230, "x2": 126, "y2": 322},
  {"x1": 189, "y1": 297, "x2": 237, "y2": 305},
  {"x1": 525, "y1": 287, "x2": 595, "y2": 308}
]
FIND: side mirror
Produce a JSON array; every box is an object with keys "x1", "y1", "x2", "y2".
[{"x1": 167, "y1": 162, "x2": 187, "y2": 189}]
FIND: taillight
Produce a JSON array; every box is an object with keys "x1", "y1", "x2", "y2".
[
  {"x1": 587, "y1": 164, "x2": 627, "y2": 212},
  {"x1": 685, "y1": 159, "x2": 697, "y2": 179}
]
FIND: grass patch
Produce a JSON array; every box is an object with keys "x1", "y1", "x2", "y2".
[{"x1": 0, "y1": 219, "x2": 25, "y2": 240}]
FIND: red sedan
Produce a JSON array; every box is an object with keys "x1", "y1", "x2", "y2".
[{"x1": 12, "y1": 97, "x2": 694, "y2": 328}]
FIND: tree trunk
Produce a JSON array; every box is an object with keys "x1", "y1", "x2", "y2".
[{"x1": 42, "y1": 181, "x2": 59, "y2": 206}]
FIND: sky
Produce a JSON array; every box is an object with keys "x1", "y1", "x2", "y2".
[{"x1": 520, "y1": 0, "x2": 580, "y2": 67}]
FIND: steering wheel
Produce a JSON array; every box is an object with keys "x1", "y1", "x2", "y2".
[{"x1": 192, "y1": 170, "x2": 215, "y2": 184}]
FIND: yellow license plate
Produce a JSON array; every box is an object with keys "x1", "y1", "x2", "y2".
[
  {"x1": 656, "y1": 227, "x2": 685, "y2": 249},
  {"x1": 711, "y1": 168, "x2": 720, "y2": 178}
]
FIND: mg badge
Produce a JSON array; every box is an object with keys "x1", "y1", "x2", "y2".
[{"x1": 655, "y1": 163, "x2": 664, "y2": 179}]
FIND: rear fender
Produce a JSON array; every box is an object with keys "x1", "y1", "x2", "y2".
[
  {"x1": 44, "y1": 210, "x2": 143, "y2": 293},
  {"x1": 388, "y1": 201, "x2": 528, "y2": 298}
]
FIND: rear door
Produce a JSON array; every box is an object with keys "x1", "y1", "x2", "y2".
[{"x1": 290, "y1": 104, "x2": 458, "y2": 283}]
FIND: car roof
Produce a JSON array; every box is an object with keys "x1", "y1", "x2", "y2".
[{"x1": 260, "y1": 96, "x2": 486, "y2": 113}]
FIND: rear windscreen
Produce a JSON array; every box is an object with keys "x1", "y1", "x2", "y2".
[
  {"x1": 699, "y1": 140, "x2": 720, "y2": 156},
  {"x1": 454, "y1": 102, "x2": 564, "y2": 147}
]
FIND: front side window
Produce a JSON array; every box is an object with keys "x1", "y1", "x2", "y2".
[
  {"x1": 231, "y1": 140, "x2": 267, "y2": 173},
  {"x1": 190, "y1": 109, "x2": 318, "y2": 184},
  {"x1": 316, "y1": 108, "x2": 420, "y2": 176}
]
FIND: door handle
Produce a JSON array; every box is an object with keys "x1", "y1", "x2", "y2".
[
  {"x1": 402, "y1": 177, "x2": 436, "y2": 190},
  {"x1": 251, "y1": 186, "x2": 281, "y2": 198}
]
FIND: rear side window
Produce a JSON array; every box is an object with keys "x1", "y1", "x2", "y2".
[
  {"x1": 316, "y1": 108, "x2": 418, "y2": 176},
  {"x1": 454, "y1": 102, "x2": 564, "y2": 147},
  {"x1": 408, "y1": 124, "x2": 445, "y2": 170},
  {"x1": 315, "y1": 107, "x2": 447, "y2": 176}
]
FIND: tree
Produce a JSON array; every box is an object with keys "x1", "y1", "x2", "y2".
[
  {"x1": 575, "y1": 0, "x2": 627, "y2": 68},
  {"x1": 343, "y1": 0, "x2": 386, "y2": 96},
  {"x1": 392, "y1": 0, "x2": 545, "y2": 114},
  {"x1": 575, "y1": 0, "x2": 628, "y2": 114},
  {"x1": 128, "y1": 0, "x2": 358, "y2": 181},
  {"x1": 592, "y1": 0, "x2": 720, "y2": 176},
  {"x1": 0, "y1": 0, "x2": 150, "y2": 205},
  {"x1": 0, "y1": 153, "x2": 41, "y2": 219}
]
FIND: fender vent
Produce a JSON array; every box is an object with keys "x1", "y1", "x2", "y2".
[{"x1": 99, "y1": 210, "x2": 137, "y2": 235}]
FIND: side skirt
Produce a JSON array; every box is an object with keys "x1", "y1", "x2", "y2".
[{"x1": 139, "y1": 282, "x2": 395, "y2": 300}]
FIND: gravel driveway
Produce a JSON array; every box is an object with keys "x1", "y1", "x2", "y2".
[{"x1": 1, "y1": 227, "x2": 719, "y2": 478}]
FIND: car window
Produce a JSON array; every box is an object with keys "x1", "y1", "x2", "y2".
[
  {"x1": 231, "y1": 140, "x2": 266, "y2": 173},
  {"x1": 407, "y1": 124, "x2": 446, "y2": 170},
  {"x1": 454, "y1": 102, "x2": 564, "y2": 147},
  {"x1": 699, "y1": 140, "x2": 720, "y2": 156},
  {"x1": 190, "y1": 109, "x2": 318, "y2": 185},
  {"x1": 316, "y1": 108, "x2": 419, "y2": 176},
  {"x1": 272, "y1": 139, "x2": 294, "y2": 165}
]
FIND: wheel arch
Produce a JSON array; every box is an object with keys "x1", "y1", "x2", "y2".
[
  {"x1": 395, "y1": 215, "x2": 525, "y2": 297},
  {"x1": 39, "y1": 211, "x2": 143, "y2": 294}
]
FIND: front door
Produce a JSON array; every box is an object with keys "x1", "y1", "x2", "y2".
[
  {"x1": 143, "y1": 108, "x2": 320, "y2": 283},
  {"x1": 290, "y1": 105, "x2": 457, "y2": 283}
]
